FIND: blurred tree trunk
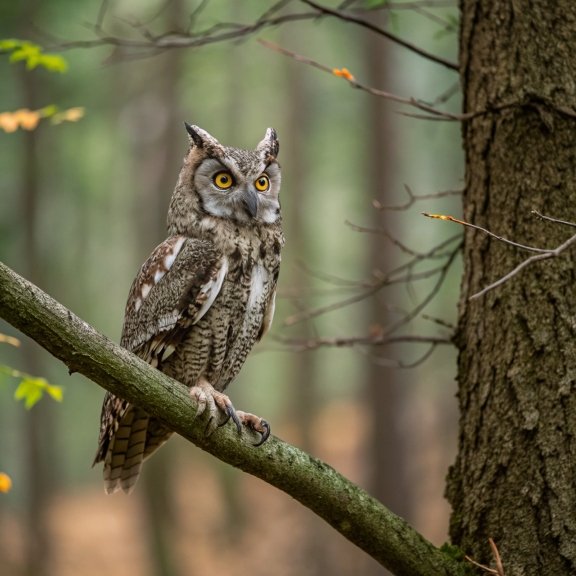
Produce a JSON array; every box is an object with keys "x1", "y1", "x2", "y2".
[
  {"x1": 282, "y1": 32, "x2": 330, "y2": 576},
  {"x1": 137, "y1": 2, "x2": 185, "y2": 576},
  {"x1": 17, "y1": 3, "x2": 57, "y2": 576},
  {"x1": 363, "y1": 14, "x2": 412, "y2": 576},
  {"x1": 448, "y1": 2, "x2": 576, "y2": 573}
]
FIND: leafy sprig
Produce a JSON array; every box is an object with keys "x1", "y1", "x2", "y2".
[{"x1": 0, "y1": 39, "x2": 68, "y2": 73}]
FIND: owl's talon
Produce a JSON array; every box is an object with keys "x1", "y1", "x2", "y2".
[
  {"x1": 253, "y1": 419, "x2": 270, "y2": 447},
  {"x1": 192, "y1": 379, "x2": 244, "y2": 435},
  {"x1": 236, "y1": 411, "x2": 271, "y2": 446},
  {"x1": 221, "y1": 403, "x2": 243, "y2": 434}
]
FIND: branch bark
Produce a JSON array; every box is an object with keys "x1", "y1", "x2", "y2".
[{"x1": 0, "y1": 260, "x2": 465, "y2": 576}]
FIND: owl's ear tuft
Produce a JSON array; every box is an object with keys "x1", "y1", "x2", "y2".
[
  {"x1": 184, "y1": 122, "x2": 204, "y2": 147},
  {"x1": 184, "y1": 123, "x2": 222, "y2": 150},
  {"x1": 256, "y1": 128, "x2": 279, "y2": 160}
]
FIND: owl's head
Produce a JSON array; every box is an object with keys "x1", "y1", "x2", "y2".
[{"x1": 167, "y1": 123, "x2": 281, "y2": 235}]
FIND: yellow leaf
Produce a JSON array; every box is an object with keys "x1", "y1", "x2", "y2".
[
  {"x1": 0, "y1": 472, "x2": 12, "y2": 493},
  {"x1": 0, "y1": 334, "x2": 20, "y2": 347},
  {"x1": 51, "y1": 107, "x2": 85, "y2": 125},
  {"x1": 44, "y1": 382, "x2": 64, "y2": 402}
]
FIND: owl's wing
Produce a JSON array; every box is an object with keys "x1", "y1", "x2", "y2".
[
  {"x1": 94, "y1": 234, "x2": 227, "y2": 493},
  {"x1": 121, "y1": 234, "x2": 227, "y2": 362}
]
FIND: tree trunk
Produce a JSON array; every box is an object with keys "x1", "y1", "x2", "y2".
[
  {"x1": 364, "y1": 12, "x2": 411, "y2": 576},
  {"x1": 18, "y1": 3, "x2": 56, "y2": 575},
  {"x1": 448, "y1": 2, "x2": 576, "y2": 574}
]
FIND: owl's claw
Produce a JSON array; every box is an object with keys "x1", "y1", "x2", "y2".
[
  {"x1": 191, "y1": 380, "x2": 269, "y2": 444},
  {"x1": 191, "y1": 380, "x2": 238, "y2": 435},
  {"x1": 221, "y1": 403, "x2": 242, "y2": 434},
  {"x1": 236, "y1": 411, "x2": 271, "y2": 446}
]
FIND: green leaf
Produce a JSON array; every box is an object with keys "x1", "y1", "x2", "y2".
[
  {"x1": 0, "y1": 39, "x2": 19, "y2": 51},
  {"x1": 38, "y1": 104, "x2": 59, "y2": 118},
  {"x1": 38, "y1": 54, "x2": 68, "y2": 73},
  {"x1": 1, "y1": 38, "x2": 68, "y2": 74},
  {"x1": 44, "y1": 382, "x2": 63, "y2": 402},
  {"x1": 14, "y1": 377, "x2": 46, "y2": 409},
  {"x1": 12, "y1": 376, "x2": 63, "y2": 408}
]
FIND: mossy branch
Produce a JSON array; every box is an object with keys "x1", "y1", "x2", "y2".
[{"x1": 0, "y1": 260, "x2": 466, "y2": 576}]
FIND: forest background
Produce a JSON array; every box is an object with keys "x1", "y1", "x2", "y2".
[{"x1": 0, "y1": 1, "x2": 462, "y2": 575}]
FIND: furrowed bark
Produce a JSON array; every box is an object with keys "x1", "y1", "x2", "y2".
[{"x1": 449, "y1": 1, "x2": 576, "y2": 573}]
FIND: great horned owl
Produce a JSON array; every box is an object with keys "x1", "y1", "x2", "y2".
[{"x1": 93, "y1": 123, "x2": 284, "y2": 494}]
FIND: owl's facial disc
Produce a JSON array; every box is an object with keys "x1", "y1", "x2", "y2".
[{"x1": 194, "y1": 156, "x2": 280, "y2": 224}]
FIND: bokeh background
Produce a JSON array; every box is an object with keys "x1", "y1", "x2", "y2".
[{"x1": 0, "y1": 1, "x2": 463, "y2": 575}]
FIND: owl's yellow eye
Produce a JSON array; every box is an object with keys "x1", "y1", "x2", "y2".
[
  {"x1": 254, "y1": 174, "x2": 270, "y2": 192},
  {"x1": 213, "y1": 171, "x2": 234, "y2": 190}
]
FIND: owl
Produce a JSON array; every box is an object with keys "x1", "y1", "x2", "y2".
[{"x1": 93, "y1": 123, "x2": 284, "y2": 494}]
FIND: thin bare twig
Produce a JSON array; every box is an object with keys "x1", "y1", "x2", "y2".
[
  {"x1": 423, "y1": 213, "x2": 551, "y2": 253},
  {"x1": 424, "y1": 211, "x2": 576, "y2": 300},
  {"x1": 531, "y1": 209, "x2": 576, "y2": 229},
  {"x1": 470, "y1": 232, "x2": 576, "y2": 300},
  {"x1": 374, "y1": 185, "x2": 462, "y2": 212},
  {"x1": 95, "y1": 0, "x2": 110, "y2": 32},
  {"x1": 465, "y1": 538, "x2": 506, "y2": 576},
  {"x1": 344, "y1": 220, "x2": 424, "y2": 257},
  {"x1": 259, "y1": 39, "x2": 463, "y2": 120},
  {"x1": 275, "y1": 333, "x2": 452, "y2": 351},
  {"x1": 300, "y1": 0, "x2": 459, "y2": 71},
  {"x1": 283, "y1": 234, "x2": 461, "y2": 327}
]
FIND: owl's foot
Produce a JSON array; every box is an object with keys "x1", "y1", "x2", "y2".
[
  {"x1": 235, "y1": 411, "x2": 271, "y2": 447},
  {"x1": 190, "y1": 380, "x2": 270, "y2": 445},
  {"x1": 191, "y1": 380, "x2": 242, "y2": 436}
]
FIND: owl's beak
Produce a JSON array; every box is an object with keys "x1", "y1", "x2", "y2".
[{"x1": 243, "y1": 188, "x2": 258, "y2": 218}]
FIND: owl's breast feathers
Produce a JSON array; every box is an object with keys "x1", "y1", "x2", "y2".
[{"x1": 120, "y1": 227, "x2": 281, "y2": 368}]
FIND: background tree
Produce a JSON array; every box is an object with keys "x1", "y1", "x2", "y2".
[{"x1": 448, "y1": 1, "x2": 576, "y2": 574}]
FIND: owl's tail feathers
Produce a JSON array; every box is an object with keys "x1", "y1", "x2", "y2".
[
  {"x1": 102, "y1": 406, "x2": 150, "y2": 494},
  {"x1": 95, "y1": 406, "x2": 174, "y2": 494},
  {"x1": 104, "y1": 406, "x2": 149, "y2": 494}
]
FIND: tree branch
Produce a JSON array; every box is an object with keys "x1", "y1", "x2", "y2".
[
  {"x1": 300, "y1": 0, "x2": 459, "y2": 71},
  {"x1": 423, "y1": 211, "x2": 576, "y2": 300},
  {"x1": 0, "y1": 261, "x2": 466, "y2": 576}
]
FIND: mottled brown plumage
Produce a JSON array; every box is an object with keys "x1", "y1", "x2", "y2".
[{"x1": 94, "y1": 124, "x2": 283, "y2": 494}]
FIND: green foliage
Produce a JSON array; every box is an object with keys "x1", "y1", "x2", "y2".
[
  {"x1": 0, "y1": 38, "x2": 68, "y2": 73},
  {"x1": 0, "y1": 365, "x2": 63, "y2": 409},
  {"x1": 0, "y1": 39, "x2": 83, "y2": 133}
]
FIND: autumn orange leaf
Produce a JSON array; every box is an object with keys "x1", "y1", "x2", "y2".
[
  {"x1": 0, "y1": 106, "x2": 85, "y2": 132},
  {"x1": 14, "y1": 108, "x2": 41, "y2": 130},
  {"x1": 0, "y1": 112, "x2": 19, "y2": 132},
  {"x1": 0, "y1": 472, "x2": 12, "y2": 493},
  {"x1": 0, "y1": 108, "x2": 41, "y2": 132},
  {"x1": 332, "y1": 67, "x2": 355, "y2": 81}
]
